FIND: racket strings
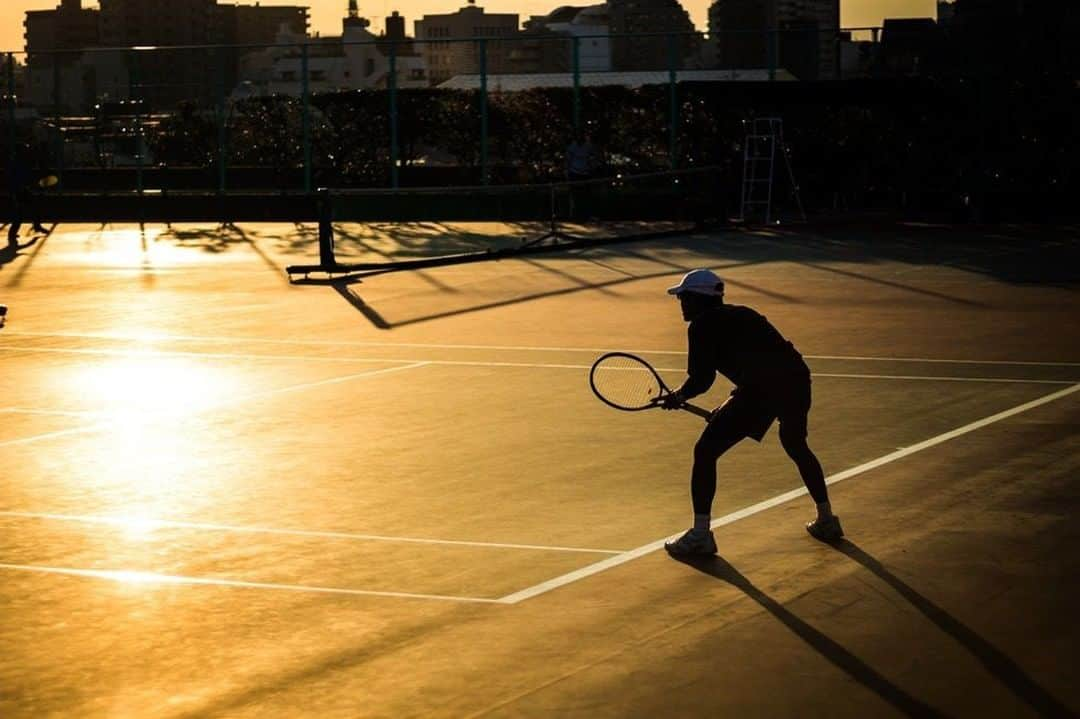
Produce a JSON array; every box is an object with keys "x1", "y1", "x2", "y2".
[{"x1": 591, "y1": 356, "x2": 664, "y2": 409}]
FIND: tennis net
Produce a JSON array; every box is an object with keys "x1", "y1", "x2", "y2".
[{"x1": 286, "y1": 165, "x2": 726, "y2": 279}]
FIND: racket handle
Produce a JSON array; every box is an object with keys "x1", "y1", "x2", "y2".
[{"x1": 683, "y1": 403, "x2": 712, "y2": 420}]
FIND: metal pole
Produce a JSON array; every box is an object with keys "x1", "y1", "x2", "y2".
[
  {"x1": 217, "y1": 51, "x2": 227, "y2": 194},
  {"x1": 479, "y1": 38, "x2": 488, "y2": 186},
  {"x1": 130, "y1": 51, "x2": 143, "y2": 195},
  {"x1": 301, "y1": 44, "x2": 312, "y2": 193},
  {"x1": 52, "y1": 54, "x2": 63, "y2": 190},
  {"x1": 767, "y1": 29, "x2": 777, "y2": 81},
  {"x1": 668, "y1": 34, "x2": 678, "y2": 170},
  {"x1": 389, "y1": 42, "x2": 399, "y2": 189},
  {"x1": 6, "y1": 54, "x2": 16, "y2": 175},
  {"x1": 572, "y1": 36, "x2": 581, "y2": 135}
]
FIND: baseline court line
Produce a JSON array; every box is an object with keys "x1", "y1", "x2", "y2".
[
  {"x1": 0, "y1": 346, "x2": 1070, "y2": 385},
  {"x1": 4, "y1": 331, "x2": 1079, "y2": 367},
  {"x1": 0, "y1": 362, "x2": 429, "y2": 449},
  {"x1": 0, "y1": 563, "x2": 505, "y2": 604},
  {"x1": 498, "y1": 382, "x2": 1080, "y2": 604},
  {"x1": 0, "y1": 511, "x2": 623, "y2": 555}
]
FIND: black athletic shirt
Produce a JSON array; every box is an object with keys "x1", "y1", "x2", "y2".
[{"x1": 677, "y1": 304, "x2": 809, "y2": 399}]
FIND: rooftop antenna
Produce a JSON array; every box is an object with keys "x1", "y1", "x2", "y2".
[{"x1": 344, "y1": 0, "x2": 370, "y2": 29}]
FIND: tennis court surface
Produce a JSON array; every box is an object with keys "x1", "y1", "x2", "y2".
[{"x1": 1, "y1": 221, "x2": 1078, "y2": 717}]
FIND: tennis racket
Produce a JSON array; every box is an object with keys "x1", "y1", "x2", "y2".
[{"x1": 589, "y1": 352, "x2": 711, "y2": 419}]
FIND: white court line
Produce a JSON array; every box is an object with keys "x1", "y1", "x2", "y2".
[
  {"x1": 0, "y1": 362, "x2": 430, "y2": 449},
  {"x1": 0, "y1": 345, "x2": 1070, "y2": 385},
  {"x1": 4, "y1": 330, "x2": 1078, "y2": 367},
  {"x1": 498, "y1": 381, "x2": 1080, "y2": 604},
  {"x1": 0, "y1": 425, "x2": 106, "y2": 449},
  {"x1": 0, "y1": 563, "x2": 505, "y2": 604},
  {"x1": 0, "y1": 510, "x2": 623, "y2": 555},
  {"x1": 0, "y1": 407, "x2": 95, "y2": 417}
]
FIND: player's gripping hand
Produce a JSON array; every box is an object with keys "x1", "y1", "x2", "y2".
[{"x1": 660, "y1": 391, "x2": 685, "y2": 410}]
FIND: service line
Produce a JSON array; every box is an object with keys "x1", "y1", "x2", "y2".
[{"x1": 3, "y1": 331, "x2": 1078, "y2": 367}]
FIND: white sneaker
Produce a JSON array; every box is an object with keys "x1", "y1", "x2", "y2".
[
  {"x1": 664, "y1": 528, "x2": 717, "y2": 557},
  {"x1": 806, "y1": 515, "x2": 844, "y2": 541}
]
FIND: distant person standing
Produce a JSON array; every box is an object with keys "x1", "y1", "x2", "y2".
[
  {"x1": 565, "y1": 131, "x2": 600, "y2": 181},
  {"x1": 565, "y1": 132, "x2": 602, "y2": 219},
  {"x1": 7, "y1": 144, "x2": 48, "y2": 248}
]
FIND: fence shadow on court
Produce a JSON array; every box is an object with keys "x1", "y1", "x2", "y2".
[
  {"x1": 322, "y1": 223, "x2": 1079, "y2": 330},
  {"x1": 829, "y1": 539, "x2": 1074, "y2": 718},
  {"x1": 156, "y1": 223, "x2": 287, "y2": 279},
  {"x1": 673, "y1": 553, "x2": 945, "y2": 718}
]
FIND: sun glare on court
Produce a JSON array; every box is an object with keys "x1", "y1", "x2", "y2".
[
  {"x1": 112, "y1": 516, "x2": 164, "y2": 540},
  {"x1": 70, "y1": 356, "x2": 232, "y2": 422}
]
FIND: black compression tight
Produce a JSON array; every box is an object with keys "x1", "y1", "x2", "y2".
[
  {"x1": 690, "y1": 424, "x2": 829, "y2": 515},
  {"x1": 779, "y1": 426, "x2": 829, "y2": 505}
]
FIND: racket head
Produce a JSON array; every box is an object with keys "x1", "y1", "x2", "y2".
[{"x1": 589, "y1": 352, "x2": 672, "y2": 412}]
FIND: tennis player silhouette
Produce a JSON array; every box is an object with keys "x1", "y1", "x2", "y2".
[{"x1": 661, "y1": 269, "x2": 842, "y2": 557}]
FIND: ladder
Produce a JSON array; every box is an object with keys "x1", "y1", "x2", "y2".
[{"x1": 739, "y1": 117, "x2": 805, "y2": 224}]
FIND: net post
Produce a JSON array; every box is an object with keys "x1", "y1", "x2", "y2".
[{"x1": 317, "y1": 188, "x2": 335, "y2": 269}]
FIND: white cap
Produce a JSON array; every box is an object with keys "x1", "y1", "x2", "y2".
[{"x1": 666, "y1": 269, "x2": 725, "y2": 297}]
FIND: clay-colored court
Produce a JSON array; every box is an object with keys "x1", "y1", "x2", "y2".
[{"x1": 1, "y1": 221, "x2": 1077, "y2": 717}]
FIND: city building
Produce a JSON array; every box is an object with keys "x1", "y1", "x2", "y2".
[
  {"x1": 22, "y1": 0, "x2": 315, "y2": 110},
  {"x1": 213, "y1": 3, "x2": 309, "y2": 46},
  {"x1": 517, "y1": 5, "x2": 612, "y2": 73},
  {"x1": 414, "y1": 1, "x2": 520, "y2": 86},
  {"x1": 607, "y1": 0, "x2": 700, "y2": 72},
  {"x1": 880, "y1": 18, "x2": 940, "y2": 76},
  {"x1": 236, "y1": 9, "x2": 427, "y2": 98},
  {"x1": 23, "y1": 0, "x2": 100, "y2": 109},
  {"x1": 708, "y1": 0, "x2": 840, "y2": 80}
]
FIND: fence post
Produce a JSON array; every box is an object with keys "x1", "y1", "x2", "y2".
[
  {"x1": 6, "y1": 54, "x2": 16, "y2": 177},
  {"x1": 767, "y1": 29, "x2": 777, "y2": 81},
  {"x1": 130, "y1": 50, "x2": 143, "y2": 195},
  {"x1": 572, "y1": 36, "x2": 581, "y2": 135},
  {"x1": 52, "y1": 53, "x2": 63, "y2": 190},
  {"x1": 668, "y1": 34, "x2": 678, "y2": 170},
  {"x1": 301, "y1": 44, "x2": 312, "y2": 193},
  {"x1": 389, "y1": 41, "x2": 399, "y2": 189},
  {"x1": 479, "y1": 38, "x2": 488, "y2": 185},
  {"x1": 217, "y1": 50, "x2": 227, "y2": 194}
]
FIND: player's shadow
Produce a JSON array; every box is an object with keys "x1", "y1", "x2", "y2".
[
  {"x1": 672, "y1": 553, "x2": 945, "y2": 718},
  {"x1": 830, "y1": 539, "x2": 1073, "y2": 718}
]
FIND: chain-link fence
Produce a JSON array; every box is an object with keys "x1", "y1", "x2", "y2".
[{"x1": 2, "y1": 27, "x2": 1076, "y2": 220}]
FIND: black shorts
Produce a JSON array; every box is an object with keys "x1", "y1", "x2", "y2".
[{"x1": 707, "y1": 376, "x2": 812, "y2": 443}]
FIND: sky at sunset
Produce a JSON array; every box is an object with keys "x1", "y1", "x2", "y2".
[{"x1": 2, "y1": 0, "x2": 940, "y2": 53}]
